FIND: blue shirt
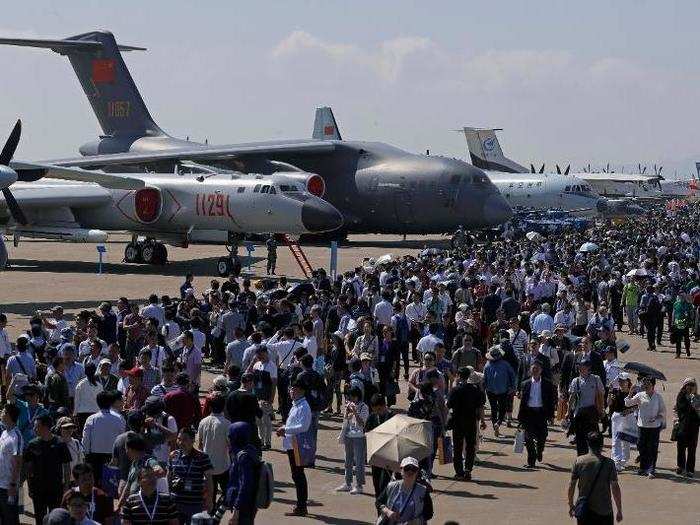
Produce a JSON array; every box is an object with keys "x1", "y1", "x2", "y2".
[
  {"x1": 15, "y1": 400, "x2": 48, "y2": 447},
  {"x1": 82, "y1": 409, "x2": 125, "y2": 454},
  {"x1": 484, "y1": 359, "x2": 516, "y2": 395},
  {"x1": 6, "y1": 352, "x2": 36, "y2": 379},
  {"x1": 283, "y1": 397, "x2": 312, "y2": 450},
  {"x1": 64, "y1": 362, "x2": 86, "y2": 397}
]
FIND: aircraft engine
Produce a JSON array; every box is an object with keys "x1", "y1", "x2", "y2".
[
  {"x1": 273, "y1": 172, "x2": 326, "y2": 197},
  {"x1": 134, "y1": 187, "x2": 162, "y2": 223}
]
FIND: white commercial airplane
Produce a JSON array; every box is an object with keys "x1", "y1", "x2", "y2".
[{"x1": 460, "y1": 127, "x2": 652, "y2": 212}]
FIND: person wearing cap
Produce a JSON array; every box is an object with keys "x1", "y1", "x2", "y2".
[
  {"x1": 376, "y1": 456, "x2": 433, "y2": 524},
  {"x1": 674, "y1": 377, "x2": 699, "y2": 477},
  {"x1": 124, "y1": 368, "x2": 148, "y2": 411},
  {"x1": 483, "y1": 346, "x2": 516, "y2": 437},
  {"x1": 24, "y1": 413, "x2": 72, "y2": 525},
  {"x1": 56, "y1": 416, "x2": 84, "y2": 473},
  {"x1": 518, "y1": 361, "x2": 557, "y2": 469},
  {"x1": 42, "y1": 306, "x2": 68, "y2": 345},
  {"x1": 4, "y1": 334, "x2": 36, "y2": 385},
  {"x1": 608, "y1": 372, "x2": 636, "y2": 472},
  {"x1": 569, "y1": 356, "x2": 605, "y2": 455},
  {"x1": 276, "y1": 379, "x2": 312, "y2": 517},
  {"x1": 97, "y1": 358, "x2": 119, "y2": 392}
]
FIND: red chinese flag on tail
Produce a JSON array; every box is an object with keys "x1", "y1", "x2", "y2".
[
  {"x1": 92, "y1": 59, "x2": 116, "y2": 83},
  {"x1": 324, "y1": 125, "x2": 335, "y2": 136}
]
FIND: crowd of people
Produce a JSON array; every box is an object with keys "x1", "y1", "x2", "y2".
[{"x1": 0, "y1": 203, "x2": 698, "y2": 524}]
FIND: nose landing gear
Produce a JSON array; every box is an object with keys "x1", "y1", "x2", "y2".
[{"x1": 123, "y1": 237, "x2": 168, "y2": 265}]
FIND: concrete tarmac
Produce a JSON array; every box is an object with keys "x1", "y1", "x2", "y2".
[{"x1": 1, "y1": 235, "x2": 699, "y2": 524}]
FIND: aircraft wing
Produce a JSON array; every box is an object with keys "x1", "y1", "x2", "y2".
[
  {"x1": 579, "y1": 173, "x2": 660, "y2": 183},
  {"x1": 1, "y1": 182, "x2": 112, "y2": 209},
  {"x1": 44, "y1": 141, "x2": 337, "y2": 170},
  {"x1": 11, "y1": 161, "x2": 145, "y2": 189}
]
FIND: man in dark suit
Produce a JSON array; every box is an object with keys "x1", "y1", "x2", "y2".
[
  {"x1": 447, "y1": 367, "x2": 487, "y2": 480},
  {"x1": 518, "y1": 361, "x2": 557, "y2": 468}
]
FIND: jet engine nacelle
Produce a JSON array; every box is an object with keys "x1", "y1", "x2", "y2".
[
  {"x1": 134, "y1": 187, "x2": 162, "y2": 224},
  {"x1": 272, "y1": 172, "x2": 326, "y2": 198}
]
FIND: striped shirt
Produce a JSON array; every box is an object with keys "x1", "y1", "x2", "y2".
[
  {"x1": 121, "y1": 491, "x2": 178, "y2": 524},
  {"x1": 168, "y1": 449, "x2": 213, "y2": 506}
]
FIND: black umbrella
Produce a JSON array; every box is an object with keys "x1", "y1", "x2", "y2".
[
  {"x1": 622, "y1": 362, "x2": 667, "y2": 381},
  {"x1": 287, "y1": 282, "x2": 315, "y2": 298}
]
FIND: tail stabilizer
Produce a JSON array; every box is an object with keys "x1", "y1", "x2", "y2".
[
  {"x1": 312, "y1": 107, "x2": 342, "y2": 140},
  {"x1": 458, "y1": 127, "x2": 528, "y2": 173},
  {"x1": 0, "y1": 30, "x2": 165, "y2": 140}
]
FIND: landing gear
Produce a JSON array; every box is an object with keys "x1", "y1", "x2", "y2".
[
  {"x1": 217, "y1": 233, "x2": 243, "y2": 277},
  {"x1": 123, "y1": 238, "x2": 168, "y2": 265}
]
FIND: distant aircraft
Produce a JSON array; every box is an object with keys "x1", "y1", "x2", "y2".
[
  {"x1": 460, "y1": 127, "x2": 659, "y2": 206},
  {"x1": 0, "y1": 121, "x2": 343, "y2": 273},
  {"x1": 0, "y1": 30, "x2": 512, "y2": 235},
  {"x1": 459, "y1": 127, "x2": 602, "y2": 216}
]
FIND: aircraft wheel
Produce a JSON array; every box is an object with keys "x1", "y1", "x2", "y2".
[
  {"x1": 217, "y1": 256, "x2": 232, "y2": 277},
  {"x1": 124, "y1": 242, "x2": 142, "y2": 264},
  {"x1": 152, "y1": 243, "x2": 168, "y2": 265},
  {"x1": 141, "y1": 241, "x2": 157, "y2": 264}
]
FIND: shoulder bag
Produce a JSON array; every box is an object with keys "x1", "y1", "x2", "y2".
[
  {"x1": 573, "y1": 459, "x2": 605, "y2": 519},
  {"x1": 377, "y1": 482, "x2": 417, "y2": 525}
]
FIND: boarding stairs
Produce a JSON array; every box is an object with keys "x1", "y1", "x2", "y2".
[{"x1": 283, "y1": 235, "x2": 313, "y2": 278}]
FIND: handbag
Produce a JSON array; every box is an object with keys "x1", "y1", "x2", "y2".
[
  {"x1": 376, "y1": 482, "x2": 417, "y2": 525},
  {"x1": 670, "y1": 420, "x2": 680, "y2": 442},
  {"x1": 573, "y1": 460, "x2": 604, "y2": 519},
  {"x1": 513, "y1": 430, "x2": 525, "y2": 453},
  {"x1": 437, "y1": 435, "x2": 453, "y2": 464}
]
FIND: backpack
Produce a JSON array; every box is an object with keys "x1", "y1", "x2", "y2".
[{"x1": 238, "y1": 451, "x2": 274, "y2": 509}]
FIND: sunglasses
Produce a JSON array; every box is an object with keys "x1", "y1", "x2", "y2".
[{"x1": 402, "y1": 466, "x2": 419, "y2": 474}]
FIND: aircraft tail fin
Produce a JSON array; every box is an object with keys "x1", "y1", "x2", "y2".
[
  {"x1": 458, "y1": 127, "x2": 528, "y2": 173},
  {"x1": 0, "y1": 30, "x2": 165, "y2": 140},
  {"x1": 312, "y1": 107, "x2": 342, "y2": 140}
]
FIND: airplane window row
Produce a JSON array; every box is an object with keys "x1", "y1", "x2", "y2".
[{"x1": 507, "y1": 181, "x2": 542, "y2": 188}]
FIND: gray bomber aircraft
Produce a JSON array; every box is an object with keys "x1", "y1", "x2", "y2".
[
  {"x1": 0, "y1": 120, "x2": 343, "y2": 272},
  {"x1": 0, "y1": 30, "x2": 512, "y2": 237}
]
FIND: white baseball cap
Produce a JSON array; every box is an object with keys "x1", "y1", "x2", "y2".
[{"x1": 400, "y1": 457, "x2": 419, "y2": 469}]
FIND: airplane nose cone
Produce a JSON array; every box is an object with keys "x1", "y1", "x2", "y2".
[
  {"x1": 482, "y1": 194, "x2": 512, "y2": 225},
  {"x1": 302, "y1": 199, "x2": 344, "y2": 233}
]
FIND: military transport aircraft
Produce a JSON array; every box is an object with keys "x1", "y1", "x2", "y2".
[
  {"x1": 0, "y1": 121, "x2": 343, "y2": 273},
  {"x1": 0, "y1": 30, "x2": 512, "y2": 235}
]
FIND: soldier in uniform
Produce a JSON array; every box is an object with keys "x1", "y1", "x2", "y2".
[{"x1": 266, "y1": 234, "x2": 278, "y2": 275}]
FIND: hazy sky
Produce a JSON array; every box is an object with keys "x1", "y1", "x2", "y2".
[{"x1": 2, "y1": 1, "x2": 699, "y2": 177}]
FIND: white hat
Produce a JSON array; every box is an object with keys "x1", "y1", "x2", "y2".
[{"x1": 400, "y1": 457, "x2": 419, "y2": 469}]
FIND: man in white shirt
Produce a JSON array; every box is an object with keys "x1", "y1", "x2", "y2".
[
  {"x1": 0, "y1": 314, "x2": 12, "y2": 359},
  {"x1": 225, "y1": 328, "x2": 248, "y2": 369},
  {"x1": 140, "y1": 294, "x2": 165, "y2": 328},
  {"x1": 416, "y1": 324, "x2": 443, "y2": 360},
  {"x1": 0, "y1": 404, "x2": 22, "y2": 525},
  {"x1": 301, "y1": 321, "x2": 318, "y2": 360},
  {"x1": 267, "y1": 328, "x2": 299, "y2": 371},
  {"x1": 196, "y1": 393, "x2": 230, "y2": 501},
  {"x1": 373, "y1": 292, "x2": 394, "y2": 329}
]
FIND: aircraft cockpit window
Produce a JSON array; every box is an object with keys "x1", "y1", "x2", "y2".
[
  {"x1": 574, "y1": 185, "x2": 580, "y2": 192},
  {"x1": 253, "y1": 184, "x2": 261, "y2": 193},
  {"x1": 537, "y1": 182, "x2": 542, "y2": 187},
  {"x1": 261, "y1": 185, "x2": 270, "y2": 194},
  {"x1": 565, "y1": 185, "x2": 571, "y2": 192},
  {"x1": 237, "y1": 187, "x2": 245, "y2": 193},
  {"x1": 269, "y1": 186, "x2": 277, "y2": 194}
]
